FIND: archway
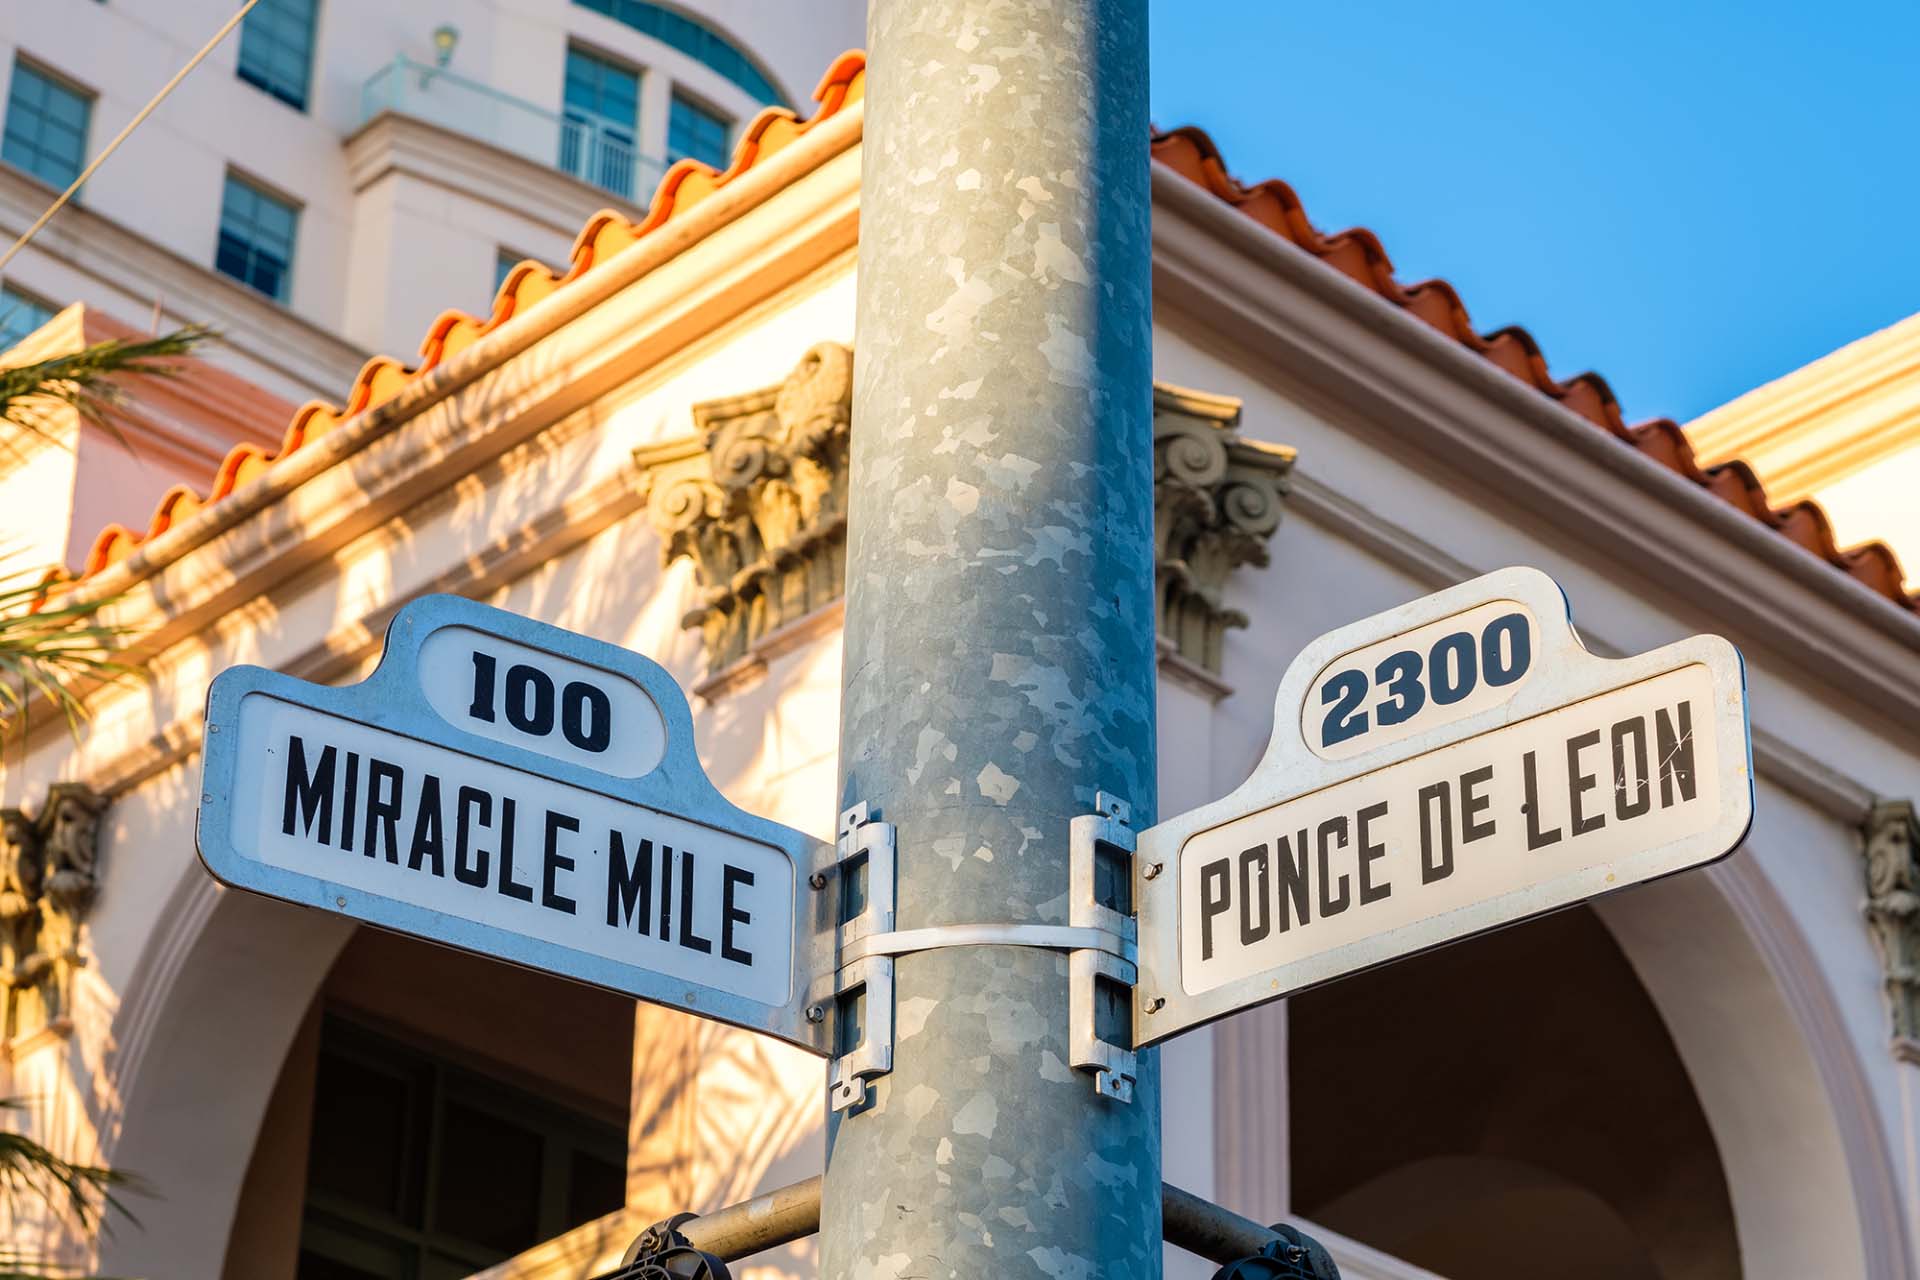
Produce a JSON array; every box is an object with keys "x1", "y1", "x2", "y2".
[
  {"x1": 1291, "y1": 904, "x2": 1740, "y2": 1278},
  {"x1": 95, "y1": 860, "x2": 637, "y2": 1279},
  {"x1": 97, "y1": 876, "x2": 352, "y2": 1278},
  {"x1": 1287, "y1": 845, "x2": 1914, "y2": 1280}
]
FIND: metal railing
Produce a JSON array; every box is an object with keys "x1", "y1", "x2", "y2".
[{"x1": 360, "y1": 55, "x2": 665, "y2": 202}]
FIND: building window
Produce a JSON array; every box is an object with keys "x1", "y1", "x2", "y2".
[
  {"x1": 216, "y1": 173, "x2": 299, "y2": 302},
  {"x1": 296, "y1": 1017, "x2": 625, "y2": 1279},
  {"x1": 236, "y1": 0, "x2": 318, "y2": 110},
  {"x1": 560, "y1": 46, "x2": 639, "y2": 199},
  {"x1": 571, "y1": 0, "x2": 785, "y2": 106},
  {"x1": 493, "y1": 248, "x2": 522, "y2": 297},
  {"x1": 667, "y1": 92, "x2": 730, "y2": 169},
  {"x1": 3, "y1": 60, "x2": 92, "y2": 190},
  {"x1": 0, "y1": 283, "x2": 55, "y2": 350}
]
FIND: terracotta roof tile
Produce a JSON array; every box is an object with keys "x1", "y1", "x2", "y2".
[
  {"x1": 1150, "y1": 124, "x2": 1917, "y2": 613},
  {"x1": 64, "y1": 51, "x2": 867, "y2": 586},
  {"x1": 56, "y1": 56, "x2": 1911, "y2": 623}
]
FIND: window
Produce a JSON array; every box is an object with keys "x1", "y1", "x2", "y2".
[
  {"x1": 236, "y1": 0, "x2": 318, "y2": 110},
  {"x1": 560, "y1": 47, "x2": 639, "y2": 198},
  {"x1": 3, "y1": 60, "x2": 92, "y2": 189},
  {"x1": 571, "y1": 0, "x2": 785, "y2": 106},
  {"x1": 296, "y1": 1017, "x2": 625, "y2": 1279},
  {"x1": 0, "y1": 283, "x2": 55, "y2": 350},
  {"x1": 493, "y1": 248, "x2": 522, "y2": 297},
  {"x1": 667, "y1": 92, "x2": 729, "y2": 169},
  {"x1": 216, "y1": 173, "x2": 299, "y2": 302}
]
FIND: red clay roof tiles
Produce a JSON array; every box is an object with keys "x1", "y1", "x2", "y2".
[
  {"x1": 1150, "y1": 124, "x2": 1916, "y2": 613},
  {"x1": 65, "y1": 51, "x2": 867, "y2": 586},
  {"x1": 56, "y1": 54, "x2": 1912, "y2": 621}
]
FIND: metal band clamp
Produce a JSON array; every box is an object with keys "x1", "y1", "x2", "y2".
[
  {"x1": 838, "y1": 923, "x2": 1135, "y2": 966},
  {"x1": 810, "y1": 791, "x2": 1144, "y2": 1111}
]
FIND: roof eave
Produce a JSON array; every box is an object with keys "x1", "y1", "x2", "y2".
[{"x1": 1150, "y1": 162, "x2": 1920, "y2": 730}]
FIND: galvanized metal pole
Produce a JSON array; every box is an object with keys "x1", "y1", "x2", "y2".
[{"x1": 826, "y1": 1, "x2": 1160, "y2": 1276}]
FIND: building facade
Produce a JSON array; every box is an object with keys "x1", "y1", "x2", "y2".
[
  {"x1": 1687, "y1": 310, "x2": 1920, "y2": 593},
  {"x1": 2, "y1": 7, "x2": 1919, "y2": 1280}
]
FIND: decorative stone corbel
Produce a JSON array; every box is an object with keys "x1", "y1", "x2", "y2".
[
  {"x1": 1153, "y1": 384, "x2": 1296, "y2": 676},
  {"x1": 636, "y1": 343, "x2": 853, "y2": 679},
  {"x1": 1864, "y1": 800, "x2": 1920, "y2": 1058},
  {"x1": 0, "y1": 782, "x2": 104, "y2": 1043},
  {"x1": 635, "y1": 351, "x2": 1295, "y2": 687}
]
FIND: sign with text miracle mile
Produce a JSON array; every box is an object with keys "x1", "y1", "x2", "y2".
[
  {"x1": 1132, "y1": 567, "x2": 1753, "y2": 1047},
  {"x1": 196, "y1": 595, "x2": 831, "y2": 1054}
]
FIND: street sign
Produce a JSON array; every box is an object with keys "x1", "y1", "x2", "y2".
[
  {"x1": 196, "y1": 594, "x2": 832, "y2": 1053},
  {"x1": 1132, "y1": 566, "x2": 1753, "y2": 1047}
]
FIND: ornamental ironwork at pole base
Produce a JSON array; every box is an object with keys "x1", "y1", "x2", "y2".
[
  {"x1": 1864, "y1": 799, "x2": 1920, "y2": 1057},
  {"x1": 636, "y1": 351, "x2": 1296, "y2": 682},
  {"x1": 0, "y1": 782, "x2": 105, "y2": 1044},
  {"x1": 1210, "y1": 1223, "x2": 1342, "y2": 1280},
  {"x1": 595, "y1": 1212, "x2": 732, "y2": 1280}
]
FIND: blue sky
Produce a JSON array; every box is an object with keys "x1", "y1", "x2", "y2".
[{"x1": 1148, "y1": 1, "x2": 1920, "y2": 423}]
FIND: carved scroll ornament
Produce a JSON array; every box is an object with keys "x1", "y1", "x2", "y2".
[
  {"x1": 1152, "y1": 385, "x2": 1296, "y2": 675},
  {"x1": 0, "y1": 782, "x2": 104, "y2": 1041},
  {"x1": 1865, "y1": 800, "x2": 1920, "y2": 1053},
  {"x1": 636, "y1": 349, "x2": 1295, "y2": 682},
  {"x1": 636, "y1": 343, "x2": 853, "y2": 673}
]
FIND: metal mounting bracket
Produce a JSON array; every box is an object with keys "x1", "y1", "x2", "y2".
[
  {"x1": 808, "y1": 802, "x2": 897, "y2": 1112},
  {"x1": 808, "y1": 792, "x2": 1140, "y2": 1109},
  {"x1": 1069, "y1": 789, "x2": 1140, "y2": 1102}
]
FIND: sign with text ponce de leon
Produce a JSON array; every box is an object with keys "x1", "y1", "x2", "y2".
[
  {"x1": 1132, "y1": 567, "x2": 1753, "y2": 1046},
  {"x1": 196, "y1": 595, "x2": 830, "y2": 1054}
]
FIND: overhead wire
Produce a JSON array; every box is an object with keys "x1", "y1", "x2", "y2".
[{"x1": 0, "y1": 0, "x2": 262, "y2": 276}]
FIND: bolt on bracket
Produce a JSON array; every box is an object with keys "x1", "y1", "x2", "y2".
[
  {"x1": 808, "y1": 802, "x2": 897, "y2": 1112},
  {"x1": 1069, "y1": 789, "x2": 1140, "y2": 1102}
]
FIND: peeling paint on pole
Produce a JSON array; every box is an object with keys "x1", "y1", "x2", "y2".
[{"x1": 826, "y1": 0, "x2": 1160, "y2": 1276}]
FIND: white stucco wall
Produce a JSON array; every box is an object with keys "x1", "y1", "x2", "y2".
[
  {"x1": 3, "y1": 109, "x2": 1917, "y2": 1280},
  {"x1": 0, "y1": 0, "x2": 863, "y2": 388}
]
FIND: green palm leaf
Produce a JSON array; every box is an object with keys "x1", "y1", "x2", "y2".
[
  {"x1": 1, "y1": 327, "x2": 207, "y2": 449},
  {"x1": 0, "y1": 1100, "x2": 144, "y2": 1279}
]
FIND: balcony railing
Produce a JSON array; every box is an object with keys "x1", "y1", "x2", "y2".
[{"x1": 360, "y1": 55, "x2": 666, "y2": 202}]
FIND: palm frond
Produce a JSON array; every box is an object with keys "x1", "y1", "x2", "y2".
[
  {"x1": 0, "y1": 570, "x2": 131, "y2": 739},
  {"x1": 0, "y1": 327, "x2": 210, "y2": 450},
  {"x1": 0, "y1": 1102, "x2": 143, "y2": 1240}
]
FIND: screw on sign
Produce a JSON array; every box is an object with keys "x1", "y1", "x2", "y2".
[{"x1": 1211, "y1": 1224, "x2": 1342, "y2": 1280}]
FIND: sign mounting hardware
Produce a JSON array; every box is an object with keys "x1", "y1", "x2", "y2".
[
  {"x1": 1132, "y1": 566, "x2": 1754, "y2": 1047},
  {"x1": 1070, "y1": 790, "x2": 1139, "y2": 1102},
  {"x1": 809, "y1": 802, "x2": 898, "y2": 1112},
  {"x1": 195, "y1": 594, "x2": 834, "y2": 1054}
]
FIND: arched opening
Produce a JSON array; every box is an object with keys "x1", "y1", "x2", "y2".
[
  {"x1": 220, "y1": 926, "x2": 634, "y2": 1279},
  {"x1": 1289, "y1": 905, "x2": 1740, "y2": 1278}
]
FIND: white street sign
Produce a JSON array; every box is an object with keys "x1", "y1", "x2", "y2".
[
  {"x1": 196, "y1": 594, "x2": 832, "y2": 1053},
  {"x1": 1132, "y1": 566, "x2": 1753, "y2": 1047}
]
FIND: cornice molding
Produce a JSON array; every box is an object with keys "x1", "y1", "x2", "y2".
[
  {"x1": 1687, "y1": 311, "x2": 1920, "y2": 498},
  {"x1": 343, "y1": 111, "x2": 650, "y2": 242},
  {"x1": 1150, "y1": 162, "x2": 1920, "y2": 736}
]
